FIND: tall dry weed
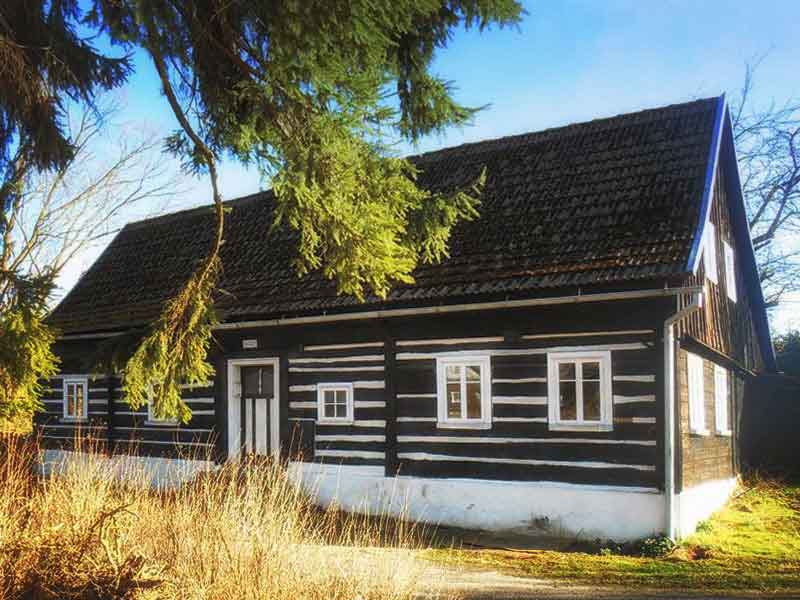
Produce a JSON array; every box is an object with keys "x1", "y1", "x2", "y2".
[{"x1": 0, "y1": 436, "x2": 440, "y2": 600}]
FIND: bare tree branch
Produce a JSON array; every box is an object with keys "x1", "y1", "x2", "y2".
[
  {"x1": 732, "y1": 61, "x2": 800, "y2": 309},
  {"x1": 0, "y1": 97, "x2": 182, "y2": 311}
]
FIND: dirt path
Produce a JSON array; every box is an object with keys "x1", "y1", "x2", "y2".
[{"x1": 417, "y1": 564, "x2": 800, "y2": 599}]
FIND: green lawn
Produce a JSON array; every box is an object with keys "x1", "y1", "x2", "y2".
[{"x1": 421, "y1": 479, "x2": 800, "y2": 594}]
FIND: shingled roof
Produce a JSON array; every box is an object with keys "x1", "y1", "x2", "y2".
[{"x1": 50, "y1": 97, "x2": 723, "y2": 335}]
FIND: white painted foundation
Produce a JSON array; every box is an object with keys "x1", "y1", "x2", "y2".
[
  {"x1": 288, "y1": 461, "x2": 666, "y2": 541},
  {"x1": 676, "y1": 477, "x2": 737, "y2": 538},
  {"x1": 39, "y1": 449, "x2": 216, "y2": 488}
]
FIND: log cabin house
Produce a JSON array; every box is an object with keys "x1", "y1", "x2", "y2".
[{"x1": 37, "y1": 96, "x2": 775, "y2": 541}]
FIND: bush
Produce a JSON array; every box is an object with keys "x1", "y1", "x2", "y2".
[
  {"x1": 637, "y1": 535, "x2": 676, "y2": 558},
  {"x1": 0, "y1": 436, "x2": 433, "y2": 600}
]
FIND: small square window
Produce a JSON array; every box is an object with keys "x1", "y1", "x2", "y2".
[
  {"x1": 146, "y1": 383, "x2": 179, "y2": 425},
  {"x1": 436, "y1": 356, "x2": 491, "y2": 429},
  {"x1": 317, "y1": 383, "x2": 354, "y2": 424},
  {"x1": 547, "y1": 352, "x2": 612, "y2": 431},
  {"x1": 63, "y1": 378, "x2": 88, "y2": 421}
]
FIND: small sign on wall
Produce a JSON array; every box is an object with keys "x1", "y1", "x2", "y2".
[{"x1": 242, "y1": 338, "x2": 259, "y2": 350}]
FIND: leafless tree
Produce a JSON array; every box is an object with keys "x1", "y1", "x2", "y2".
[
  {"x1": 0, "y1": 100, "x2": 179, "y2": 306},
  {"x1": 731, "y1": 61, "x2": 800, "y2": 308}
]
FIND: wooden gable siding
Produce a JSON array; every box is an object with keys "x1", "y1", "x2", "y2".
[{"x1": 678, "y1": 162, "x2": 764, "y2": 372}]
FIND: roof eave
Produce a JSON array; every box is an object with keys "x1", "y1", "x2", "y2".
[{"x1": 687, "y1": 94, "x2": 727, "y2": 274}]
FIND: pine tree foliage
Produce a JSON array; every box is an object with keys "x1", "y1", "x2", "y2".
[
  {"x1": 90, "y1": 0, "x2": 520, "y2": 420},
  {"x1": 121, "y1": 257, "x2": 219, "y2": 422},
  {"x1": 2, "y1": 0, "x2": 522, "y2": 421},
  {"x1": 0, "y1": 1, "x2": 131, "y2": 175},
  {"x1": 1, "y1": 1, "x2": 130, "y2": 422},
  {"x1": 0, "y1": 272, "x2": 59, "y2": 420}
]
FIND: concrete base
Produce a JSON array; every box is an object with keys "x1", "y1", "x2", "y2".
[
  {"x1": 38, "y1": 449, "x2": 216, "y2": 488},
  {"x1": 288, "y1": 461, "x2": 666, "y2": 541},
  {"x1": 676, "y1": 477, "x2": 737, "y2": 537}
]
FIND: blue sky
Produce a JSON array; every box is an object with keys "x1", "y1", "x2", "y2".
[{"x1": 62, "y1": 0, "x2": 800, "y2": 328}]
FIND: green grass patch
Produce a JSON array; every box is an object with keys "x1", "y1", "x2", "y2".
[{"x1": 420, "y1": 478, "x2": 800, "y2": 593}]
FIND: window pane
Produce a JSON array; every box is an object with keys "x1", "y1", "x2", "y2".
[
  {"x1": 583, "y1": 381, "x2": 601, "y2": 420},
  {"x1": 582, "y1": 361, "x2": 600, "y2": 381},
  {"x1": 446, "y1": 364, "x2": 461, "y2": 381},
  {"x1": 446, "y1": 382, "x2": 461, "y2": 418},
  {"x1": 261, "y1": 367, "x2": 275, "y2": 399},
  {"x1": 465, "y1": 365, "x2": 481, "y2": 381},
  {"x1": 66, "y1": 385, "x2": 75, "y2": 416},
  {"x1": 324, "y1": 390, "x2": 335, "y2": 418},
  {"x1": 242, "y1": 367, "x2": 260, "y2": 397},
  {"x1": 559, "y1": 363, "x2": 575, "y2": 380},
  {"x1": 335, "y1": 402, "x2": 346, "y2": 418},
  {"x1": 466, "y1": 381, "x2": 482, "y2": 418},
  {"x1": 559, "y1": 381, "x2": 577, "y2": 420}
]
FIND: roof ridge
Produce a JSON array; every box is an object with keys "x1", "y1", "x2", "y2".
[
  {"x1": 125, "y1": 189, "x2": 273, "y2": 230},
  {"x1": 125, "y1": 95, "x2": 721, "y2": 231},
  {"x1": 411, "y1": 96, "x2": 721, "y2": 162}
]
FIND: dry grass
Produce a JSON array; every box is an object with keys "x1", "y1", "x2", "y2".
[{"x1": 0, "y1": 435, "x2": 440, "y2": 600}]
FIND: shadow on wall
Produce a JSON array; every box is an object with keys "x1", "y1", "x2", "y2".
[{"x1": 741, "y1": 374, "x2": 800, "y2": 477}]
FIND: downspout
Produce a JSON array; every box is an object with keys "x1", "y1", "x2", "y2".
[{"x1": 663, "y1": 289, "x2": 703, "y2": 540}]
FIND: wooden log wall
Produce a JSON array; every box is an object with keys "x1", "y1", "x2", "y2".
[
  {"x1": 35, "y1": 339, "x2": 218, "y2": 459},
  {"x1": 38, "y1": 297, "x2": 678, "y2": 490},
  {"x1": 287, "y1": 340, "x2": 387, "y2": 467},
  {"x1": 390, "y1": 332, "x2": 660, "y2": 488}
]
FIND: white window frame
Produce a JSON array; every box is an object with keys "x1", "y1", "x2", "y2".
[
  {"x1": 723, "y1": 241, "x2": 737, "y2": 302},
  {"x1": 547, "y1": 351, "x2": 612, "y2": 432},
  {"x1": 704, "y1": 223, "x2": 718, "y2": 284},
  {"x1": 435, "y1": 355, "x2": 492, "y2": 430},
  {"x1": 687, "y1": 352, "x2": 709, "y2": 436},
  {"x1": 62, "y1": 377, "x2": 88, "y2": 421},
  {"x1": 146, "y1": 389, "x2": 179, "y2": 426},
  {"x1": 714, "y1": 365, "x2": 732, "y2": 436},
  {"x1": 316, "y1": 383, "x2": 354, "y2": 425}
]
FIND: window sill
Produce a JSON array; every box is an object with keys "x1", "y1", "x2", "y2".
[
  {"x1": 316, "y1": 419, "x2": 354, "y2": 426},
  {"x1": 144, "y1": 420, "x2": 180, "y2": 427},
  {"x1": 436, "y1": 421, "x2": 492, "y2": 430},
  {"x1": 548, "y1": 422, "x2": 613, "y2": 433},
  {"x1": 690, "y1": 428, "x2": 711, "y2": 437},
  {"x1": 59, "y1": 417, "x2": 88, "y2": 424},
  {"x1": 716, "y1": 429, "x2": 732, "y2": 437}
]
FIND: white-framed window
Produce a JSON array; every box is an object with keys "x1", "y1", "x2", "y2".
[
  {"x1": 316, "y1": 383, "x2": 354, "y2": 424},
  {"x1": 687, "y1": 352, "x2": 709, "y2": 435},
  {"x1": 144, "y1": 383, "x2": 179, "y2": 425},
  {"x1": 546, "y1": 351, "x2": 612, "y2": 432},
  {"x1": 723, "y1": 241, "x2": 737, "y2": 302},
  {"x1": 704, "y1": 223, "x2": 718, "y2": 284},
  {"x1": 714, "y1": 365, "x2": 732, "y2": 436},
  {"x1": 62, "y1": 378, "x2": 88, "y2": 421},
  {"x1": 435, "y1": 356, "x2": 492, "y2": 429}
]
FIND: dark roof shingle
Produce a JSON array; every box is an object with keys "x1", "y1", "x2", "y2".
[{"x1": 49, "y1": 97, "x2": 719, "y2": 334}]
